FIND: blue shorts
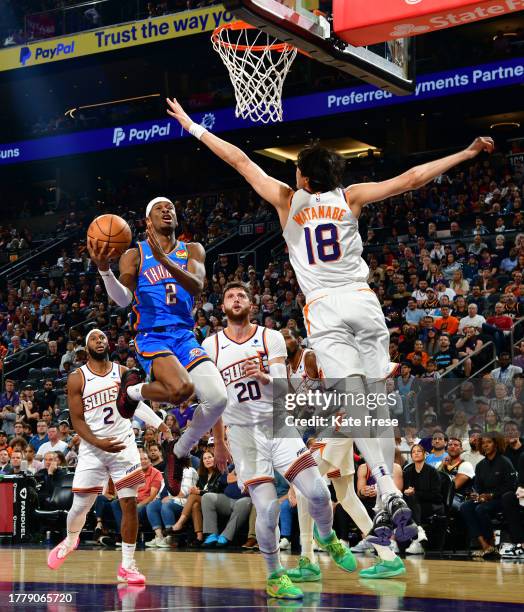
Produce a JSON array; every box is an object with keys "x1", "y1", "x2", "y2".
[{"x1": 134, "y1": 327, "x2": 210, "y2": 379}]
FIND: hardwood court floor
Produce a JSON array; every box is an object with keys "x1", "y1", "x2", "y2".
[{"x1": 1, "y1": 546, "x2": 523, "y2": 611}]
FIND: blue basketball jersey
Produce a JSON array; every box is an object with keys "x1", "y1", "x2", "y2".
[{"x1": 132, "y1": 240, "x2": 194, "y2": 331}]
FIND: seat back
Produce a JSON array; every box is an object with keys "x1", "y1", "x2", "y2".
[
  {"x1": 438, "y1": 471, "x2": 455, "y2": 512},
  {"x1": 48, "y1": 471, "x2": 75, "y2": 510}
]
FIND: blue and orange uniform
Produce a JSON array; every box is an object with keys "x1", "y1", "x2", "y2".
[{"x1": 131, "y1": 239, "x2": 210, "y2": 378}]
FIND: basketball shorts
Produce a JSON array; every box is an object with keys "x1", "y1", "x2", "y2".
[
  {"x1": 309, "y1": 437, "x2": 355, "y2": 479},
  {"x1": 228, "y1": 424, "x2": 317, "y2": 490},
  {"x1": 303, "y1": 283, "x2": 395, "y2": 381},
  {"x1": 134, "y1": 327, "x2": 211, "y2": 379},
  {"x1": 72, "y1": 434, "x2": 144, "y2": 499}
]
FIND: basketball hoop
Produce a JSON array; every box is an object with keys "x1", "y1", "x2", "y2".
[{"x1": 212, "y1": 21, "x2": 298, "y2": 124}]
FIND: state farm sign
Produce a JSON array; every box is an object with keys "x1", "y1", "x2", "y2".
[{"x1": 333, "y1": 0, "x2": 524, "y2": 46}]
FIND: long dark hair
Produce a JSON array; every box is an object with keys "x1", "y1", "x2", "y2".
[
  {"x1": 297, "y1": 143, "x2": 345, "y2": 193},
  {"x1": 198, "y1": 449, "x2": 220, "y2": 480}
]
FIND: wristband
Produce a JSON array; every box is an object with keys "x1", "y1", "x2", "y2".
[{"x1": 189, "y1": 122, "x2": 208, "y2": 140}]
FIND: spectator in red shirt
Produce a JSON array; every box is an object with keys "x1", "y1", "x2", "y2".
[
  {"x1": 111, "y1": 449, "x2": 162, "y2": 542},
  {"x1": 484, "y1": 303, "x2": 514, "y2": 354}
]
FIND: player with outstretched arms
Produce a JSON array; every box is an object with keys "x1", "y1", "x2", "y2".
[
  {"x1": 202, "y1": 283, "x2": 356, "y2": 600},
  {"x1": 47, "y1": 329, "x2": 172, "y2": 584},
  {"x1": 87, "y1": 197, "x2": 230, "y2": 489},
  {"x1": 166, "y1": 95, "x2": 493, "y2": 546}
]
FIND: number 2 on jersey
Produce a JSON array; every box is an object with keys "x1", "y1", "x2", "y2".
[
  {"x1": 165, "y1": 282, "x2": 177, "y2": 305},
  {"x1": 304, "y1": 223, "x2": 341, "y2": 264},
  {"x1": 103, "y1": 406, "x2": 114, "y2": 425}
]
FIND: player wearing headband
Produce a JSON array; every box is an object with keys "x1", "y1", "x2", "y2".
[
  {"x1": 47, "y1": 329, "x2": 171, "y2": 584},
  {"x1": 87, "y1": 197, "x2": 230, "y2": 492}
]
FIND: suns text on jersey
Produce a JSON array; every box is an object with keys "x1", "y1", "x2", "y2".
[
  {"x1": 84, "y1": 386, "x2": 118, "y2": 411},
  {"x1": 221, "y1": 357, "x2": 266, "y2": 387}
]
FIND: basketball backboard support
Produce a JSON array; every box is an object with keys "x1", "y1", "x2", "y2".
[{"x1": 222, "y1": 0, "x2": 415, "y2": 95}]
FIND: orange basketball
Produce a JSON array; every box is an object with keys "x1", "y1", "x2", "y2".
[{"x1": 87, "y1": 214, "x2": 132, "y2": 257}]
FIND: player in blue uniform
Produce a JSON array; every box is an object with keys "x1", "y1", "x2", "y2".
[{"x1": 87, "y1": 197, "x2": 229, "y2": 490}]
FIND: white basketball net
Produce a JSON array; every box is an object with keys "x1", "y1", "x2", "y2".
[{"x1": 212, "y1": 25, "x2": 298, "y2": 124}]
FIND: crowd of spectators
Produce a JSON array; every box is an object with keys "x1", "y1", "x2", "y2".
[{"x1": 0, "y1": 149, "x2": 523, "y2": 557}]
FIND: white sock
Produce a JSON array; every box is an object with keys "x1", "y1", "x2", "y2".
[
  {"x1": 65, "y1": 530, "x2": 80, "y2": 548},
  {"x1": 296, "y1": 490, "x2": 316, "y2": 563},
  {"x1": 121, "y1": 542, "x2": 136, "y2": 569},
  {"x1": 127, "y1": 383, "x2": 145, "y2": 402}
]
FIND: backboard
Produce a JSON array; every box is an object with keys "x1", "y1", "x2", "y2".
[{"x1": 222, "y1": 0, "x2": 415, "y2": 95}]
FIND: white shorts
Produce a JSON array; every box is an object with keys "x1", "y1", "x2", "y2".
[
  {"x1": 303, "y1": 284, "x2": 394, "y2": 381},
  {"x1": 228, "y1": 424, "x2": 317, "y2": 489},
  {"x1": 309, "y1": 437, "x2": 355, "y2": 479},
  {"x1": 72, "y1": 435, "x2": 143, "y2": 499}
]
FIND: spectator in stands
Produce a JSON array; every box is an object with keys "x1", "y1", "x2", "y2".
[
  {"x1": 29, "y1": 420, "x2": 48, "y2": 453},
  {"x1": 3, "y1": 449, "x2": 23, "y2": 474},
  {"x1": 491, "y1": 353, "x2": 522, "y2": 385},
  {"x1": 172, "y1": 398, "x2": 196, "y2": 430},
  {"x1": 503, "y1": 420, "x2": 523, "y2": 470},
  {"x1": 446, "y1": 411, "x2": 469, "y2": 442},
  {"x1": 500, "y1": 452, "x2": 524, "y2": 559},
  {"x1": 19, "y1": 386, "x2": 39, "y2": 432},
  {"x1": 426, "y1": 431, "x2": 449, "y2": 468},
  {"x1": 35, "y1": 451, "x2": 67, "y2": 509},
  {"x1": 435, "y1": 306, "x2": 459, "y2": 336},
  {"x1": 462, "y1": 427, "x2": 484, "y2": 468},
  {"x1": 42, "y1": 340, "x2": 61, "y2": 369},
  {"x1": 34, "y1": 379, "x2": 57, "y2": 415},
  {"x1": 35, "y1": 424, "x2": 68, "y2": 460},
  {"x1": 145, "y1": 456, "x2": 198, "y2": 548},
  {"x1": 489, "y1": 383, "x2": 513, "y2": 418},
  {"x1": 0, "y1": 448, "x2": 10, "y2": 473},
  {"x1": 112, "y1": 449, "x2": 162, "y2": 545},
  {"x1": 484, "y1": 408, "x2": 503, "y2": 433},
  {"x1": 440, "y1": 437, "x2": 475, "y2": 508},
  {"x1": 460, "y1": 433, "x2": 517, "y2": 557},
  {"x1": 0, "y1": 379, "x2": 19, "y2": 411},
  {"x1": 403, "y1": 444, "x2": 445, "y2": 554},
  {"x1": 0, "y1": 403, "x2": 16, "y2": 437},
  {"x1": 433, "y1": 335, "x2": 459, "y2": 374},
  {"x1": 24, "y1": 444, "x2": 42, "y2": 475},
  {"x1": 147, "y1": 442, "x2": 165, "y2": 471},
  {"x1": 201, "y1": 466, "x2": 252, "y2": 548}
]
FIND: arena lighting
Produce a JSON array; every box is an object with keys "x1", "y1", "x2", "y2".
[
  {"x1": 65, "y1": 93, "x2": 160, "y2": 118},
  {"x1": 490, "y1": 121, "x2": 521, "y2": 129},
  {"x1": 492, "y1": 32, "x2": 517, "y2": 40},
  {"x1": 257, "y1": 137, "x2": 378, "y2": 162}
]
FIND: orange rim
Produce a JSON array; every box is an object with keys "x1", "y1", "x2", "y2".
[{"x1": 212, "y1": 20, "x2": 296, "y2": 53}]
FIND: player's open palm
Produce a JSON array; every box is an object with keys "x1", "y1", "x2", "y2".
[
  {"x1": 87, "y1": 237, "x2": 117, "y2": 270},
  {"x1": 166, "y1": 98, "x2": 193, "y2": 131},
  {"x1": 96, "y1": 437, "x2": 126, "y2": 454}
]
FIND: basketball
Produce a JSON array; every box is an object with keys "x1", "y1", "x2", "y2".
[{"x1": 87, "y1": 214, "x2": 132, "y2": 257}]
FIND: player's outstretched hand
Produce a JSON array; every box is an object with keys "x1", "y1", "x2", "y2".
[
  {"x1": 87, "y1": 237, "x2": 118, "y2": 272},
  {"x1": 96, "y1": 437, "x2": 126, "y2": 453},
  {"x1": 465, "y1": 137, "x2": 494, "y2": 158},
  {"x1": 166, "y1": 98, "x2": 193, "y2": 131}
]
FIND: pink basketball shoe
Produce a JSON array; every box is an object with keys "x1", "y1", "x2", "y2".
[
  {"x1": 47, "y1": 537, "x2": 79, "y2": 570},
  {"x1": 117, "y1": 562, "x2": 146, "y2": 585}
]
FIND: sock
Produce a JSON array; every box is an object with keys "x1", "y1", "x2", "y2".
[
  {"x1": 121, "y1": 542, "x2": 136, "y2": 569},
  {"x1": 264, "y1": 551, "x2": 282, "y2": 576},
  {"x1": 296, "y1": 490, "x2": 316, "y2": 563},
  {"x1": 65, "y1": 530, "x2": 80, "y2": 548},
  {"x1": 374, "y1": 543, "x2": 396, "y2": 561},
  {"x1": 127, "y1": 383, "x2": 144, "y2": 402}
]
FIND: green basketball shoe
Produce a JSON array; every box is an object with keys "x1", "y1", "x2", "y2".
[
  {"x1": 266, "y1": 571, "x2": 304, "y2": 599},
  {"x1": 286, "y1": 556, "x2": 322, "y2": 582},
  {"x1": 359, "y1": 557, "x2": 406, "y2": 579},
  {"x1": 313, "y1": 525, "x2": 357, "y2": 573}
]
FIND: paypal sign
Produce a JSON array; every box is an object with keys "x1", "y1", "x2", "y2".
[
  {"x1": 112, "y1": 122, "x2": 171, "y2": 147},
  {"x1": 19, "y1": 41, "x2": 75, "y2": 66}
]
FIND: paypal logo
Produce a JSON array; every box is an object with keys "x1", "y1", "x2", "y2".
[
  {"x1": 19, "y1": 47, "x2": 31, "y2": 66},
  {"x1": 112, "y1": 122, "x2": 171, "y2": 148}
]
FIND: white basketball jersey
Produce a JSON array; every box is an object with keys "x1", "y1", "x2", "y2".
[
  {"x1": 80, "y1": 363, "x2": 133, "y2": 440},
  {"x1": 283, "y1": 188, "x2": 369, "y2": 298},
  {"x1": 202, "y1": 326, "x2": 286, "y2": 427}
]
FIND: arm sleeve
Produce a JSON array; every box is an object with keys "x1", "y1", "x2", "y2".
[
  {"x1": 134, "y1": 401, "x2": 163, "y2": 428},
  {"x1": 99, "y1": 269, "x2": 133, "y2": 307}
]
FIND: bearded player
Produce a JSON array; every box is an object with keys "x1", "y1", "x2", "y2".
[
  {"x1": 47, "y1": 329, "x2": 172, "y2": 583},
  {"x1": 202, "y1": 283, "x2": 356, "y2": 600},
  {"x1": 166, "y1": 96, "x2": 494, "y2": 544},
  {"x1": 87, "y1": 197, "x2": 229, "y2": 490},
  {"x1": 282, "y1": 328, "x2": 405, "y2": 581}
]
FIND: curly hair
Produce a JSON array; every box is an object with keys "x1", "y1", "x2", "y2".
[{"x1": 297, "y1": 143, "x2": 346, "y2": 193}]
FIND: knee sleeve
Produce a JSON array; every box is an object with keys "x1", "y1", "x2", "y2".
[{"x1": 263, "y1": 498, "x2": 281, "y2": 532}]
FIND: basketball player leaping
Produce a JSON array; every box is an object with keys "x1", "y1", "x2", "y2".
[
  {"x1": 282, "y1": 328, "x2": 404, "y2": 581},
  {"x1": 47, "y1": 329, "x2": 172, "y2": 584},
  {"x1": 87, "y1": 198, "x2": 229, "y2": 491},
  {"x1": 167, "y1": 95, "x2": 494, "y2": 544},
  {"x1": 202, "y1": 283, "x2": 356, "y2": 600}
]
